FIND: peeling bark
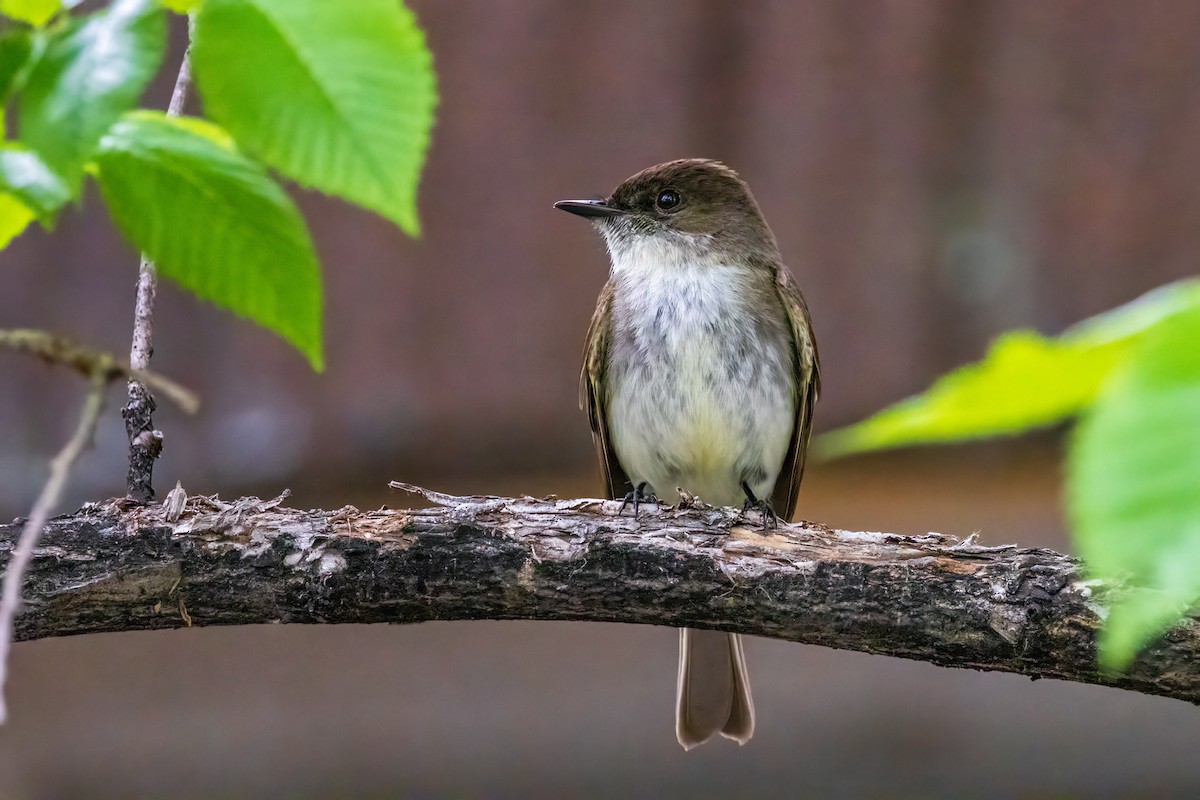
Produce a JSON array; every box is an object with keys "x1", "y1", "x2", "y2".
[
  {"x1": 1, "y1": 485, "x2": 1197, "y2": 706},
  {"x1": 120, "y1": 382, "x2": 160, "y2": 502}
]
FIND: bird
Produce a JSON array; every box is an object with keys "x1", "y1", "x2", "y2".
[{"x1": 555, "y1": 158, "x2": 820, "y2": 749}]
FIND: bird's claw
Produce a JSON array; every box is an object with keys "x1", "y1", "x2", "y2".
[
  {"x1": 740, "y1": 481, "x2": 779, "y2": 528},
  {"x1": 619, "y1": 481, "x2": 659, "y2": 518}
]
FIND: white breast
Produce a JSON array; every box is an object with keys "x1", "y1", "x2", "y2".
[{"x1": 604, "y1": 246, "x2": 795, "y2": 508}]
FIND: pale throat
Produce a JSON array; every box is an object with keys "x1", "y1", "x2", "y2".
[{"x1": 603, "y1": 231, "x2": 795, "y2": 509}]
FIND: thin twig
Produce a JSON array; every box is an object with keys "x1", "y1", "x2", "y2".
[
  {"x1": 0, "y1": 368, "x2": 109, "y2": 723},
  {"x1": 129, "y1": 47, "x2": 191, "y2": 374},
  {"x1": 0, "y1": 329, "x2": 199, "y2": 414},
  {"x1": 127, "y1": 47, "x2": 194, "y2": 372},
  {"x1": 124, "y1": 47, "x2": 194, "y2": 501},
  {"x1": 165, "y1": 44, "x2": 193, "y2": 118}
]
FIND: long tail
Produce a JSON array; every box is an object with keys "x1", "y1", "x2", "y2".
[{"x1": 675, "y1": 628, "x2": 755, "y2": 749}]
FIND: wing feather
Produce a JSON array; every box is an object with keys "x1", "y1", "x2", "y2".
[
  {"x1": 770, "y1": 267, "x2": 821, "y2": 521},
  {"x1": 580, "y1": 280, "x2": 630, "y2": 500}
]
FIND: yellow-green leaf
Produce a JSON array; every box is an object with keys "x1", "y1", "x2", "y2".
[
  {"x1": 816, "y1": 279, "x2": 1200, "y2": 458},
  {"x1": 1, "y1": 0, "x2": 60, "y2": 27},
  {"x1": 161, "y1": 0, "x2": 202, "y2": 12},
  {"x1": 0, "y1": 193, "x2": 34, "y2": 248}
]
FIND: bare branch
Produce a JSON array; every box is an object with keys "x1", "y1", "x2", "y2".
[
  {"x1": 2, "y1": 488, "x2": 1198, "y2": 708},
  {"x1": 127, "y1": 47, "x2": 194, "y2": 376},
  {"x1": 165, "y1": 44, "x2": 193, "y2": 118},
  {"x1": 0, "y1": 329, "x2": 199, "y2": 414},
  {"x1": 124, "y1": 46, "x2": 194, "y2": 502}
]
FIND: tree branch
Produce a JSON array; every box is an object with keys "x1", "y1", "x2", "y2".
[
  {"x1": 2, "y1": 484, "x2": 1197, "y2": 707},
  {"x1": 123, "y1": 46, "x2": 194, "y2": 502}
]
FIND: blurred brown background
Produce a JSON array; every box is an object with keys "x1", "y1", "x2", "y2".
[{"x1": 4, "y1": 1, "x2": 1200, "y2": 796}]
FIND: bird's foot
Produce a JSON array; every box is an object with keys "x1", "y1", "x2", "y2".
[
  {"x1": 619, "y1": 481, "x2": 659, "y2": 518},
  {"x1": 739, "y1": 481, "x2": 778, "y2": 528}
]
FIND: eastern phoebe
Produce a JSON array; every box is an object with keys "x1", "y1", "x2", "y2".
[{"x1": 556, "y1": 159, "x2": 821, "y2": 749}]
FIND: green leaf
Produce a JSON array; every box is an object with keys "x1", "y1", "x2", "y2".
[
  {"x1": 816, "y1": 279, "x2": 1200, "y2": 458},
  {"x1": 1068, "y1": 306, "x2": 1200, "y2": 669},
  {"x1": 18, "y1": 0, "x2": 165, "y2": 188},
  {"x1": 1, "y1": 0, "x2": 60, "y2": 27},
  {"x1": 0, "y1": 29, "x2": 33, "y2": 105},
  {"x1": 192, "y1": 0, "x2": 437, "y2": 236},
  {"x1": 96, "y1": 111, "x2": 324, "y2": 370},
  {"x1": 0, "y1": 144, "x2": 70, "y2": 223},
  {"x1": 816, "y1": 331, "x2": 1128, "y2": 457},
  {"x1": 0, "y1": 193, "x2": 35, "y2": 248},
  {"x1": 156, "y1": 113, "x2": 235, "y2": 150}
]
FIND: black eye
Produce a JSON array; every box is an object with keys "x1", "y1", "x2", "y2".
[{"x1": 655, "y1": 189, "x2": 681, "y2": 211}]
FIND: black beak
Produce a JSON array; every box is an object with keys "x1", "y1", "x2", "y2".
[{"x1": 554, "y1": 199, "x2": 626, "y2": 219}]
